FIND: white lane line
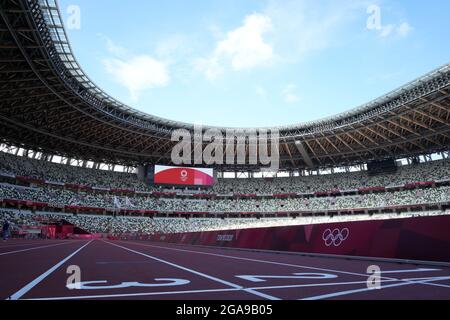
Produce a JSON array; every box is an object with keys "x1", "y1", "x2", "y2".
[
  {"x1": 0, "y1": 240, "x2": 71, "y2": 248},
  {"x1": 380, "y1": 268, "x2": 440, "y2": 274},
  {"x1": 24, "y1": 288, "x2": 241, "y2": 301},
  {"x1": 0, "y1": 241, "x2": 66, "y2": 248},
  {"x1": 302, "y1": 276, "x2": 450, "y2": 300},
  {"x1": 246, "y1": 289, "x2": 281, "y2": 300},
  {"x1": 116, "y1": 241, "x2": 404, "y2": 280},
  {"x1": 21, "y1": 278, "x2": 412, "y2": 301},
  {"x1": 8, "y1": 240, "x2": 93, "y2": 300},
  {"x1": 0, "y1": 241, "x2": 75, "y2": 256},
  {"x1": 251, "y1": 279, "x2": 400, "y2": 291},
  {"x1": 121, "y1": 241, "x2": 448, "y2": 290},
  {"x1": 254, "y1": 276, "x2": 450, "y2": 292},
  {"x1": 104, "y1": 241, "x2": 280, "y2": 301},
  {"x1": 401, "y1": 276, "x2": 450, "y2": 289}
]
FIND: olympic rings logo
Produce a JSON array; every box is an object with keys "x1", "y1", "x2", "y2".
[{"x1": 322, "y1": 228, "x2": 350, "y2": 247}]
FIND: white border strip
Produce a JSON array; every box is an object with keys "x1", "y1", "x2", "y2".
[
  {"x1": 0, "y1": 241, "x2": 74, "y2": 256},
  {"x1": 0, "y1": 240, "x2": 64, "y2": 247},
  {"x1": 26, "y1": 288, "x2": 241, "y2": 301},
  {"x1": 0, "y1": 240, "x2": 69, "y2": 249}
]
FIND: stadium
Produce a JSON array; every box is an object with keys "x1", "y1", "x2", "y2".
[{"x1": 0, "y1": 0, "x2": 449, "y2": 302}]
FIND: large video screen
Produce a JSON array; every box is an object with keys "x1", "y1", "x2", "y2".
[{"x1": 154, "y1": 165, "x2": 215, "y2": 186}]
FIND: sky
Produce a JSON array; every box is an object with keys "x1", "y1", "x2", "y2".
[{"x1": 59, "y1": 0, "x2": 450, "y2": 128}]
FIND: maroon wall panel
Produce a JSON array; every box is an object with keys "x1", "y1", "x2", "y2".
[{"x1": 149, "y1": 215, "x2": 450, "y2": 262}]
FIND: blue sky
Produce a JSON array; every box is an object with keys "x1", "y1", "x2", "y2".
[{"x1": 59, "y1": 0, "x2": 450, "y2": 128}]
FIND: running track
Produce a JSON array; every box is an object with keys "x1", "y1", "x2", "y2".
[{"x1": 1, "y1": 239, "x2": 449, "y2": 300}]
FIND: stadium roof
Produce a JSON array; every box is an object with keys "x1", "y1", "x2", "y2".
[{"x1": 0, "y1": 0, "x2": 449, "y2": 171}]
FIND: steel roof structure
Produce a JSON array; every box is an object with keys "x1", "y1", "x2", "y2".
[{"x1": 0, "y1": 0, "x2": 449, "y2": 171}]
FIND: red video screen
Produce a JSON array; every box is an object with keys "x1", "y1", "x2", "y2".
[{"x1": 154, "y1": 166, "x2": 215, "y2": 186}]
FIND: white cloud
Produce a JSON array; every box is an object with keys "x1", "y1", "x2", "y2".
[
  {"x1": 103, "y1": 56, "x2": 170, "y2": 101},
  {"x1": 156, "y1": 35, "x2": 192, "y2": 60},
  {"x1": 195, "y1": 1, "x2": 369, "y2": 80},
  {"x1": 105, "y1": 38, "x2": 128, "y2": 57},
  {"x1": 101, "y1": 39, "x2": 170, "y2": 101},
  {"x1": 282, "y1": 84, "x2": 300, "y2": 103},
  {"x1": 377, "y1": 22, "x2": 413, "y2": 38},
  {"x1": 194, "y1": 56, "x2": 224, "y2": 81},
  {"x1": 379, "y1": 24, "x2": 395, "y2": 37},
  {"x1": 197, "y1": 13, "x2": 274, "y2": 80},
  {"x1": 263, "y1": 0, "x2": 364, "y2": 61},
  {"x1": 396, "y1": 22, "x2": 413, "y2": 37},
  {"x1": 255, "y1": 86, "x2": 267, "y2": 99},
  {"x1": 208, "y1": 24, "x2": 225, "y2": 40},
  {"x1": 217, "y1": 14, "x2": 274, "y2": 71}
]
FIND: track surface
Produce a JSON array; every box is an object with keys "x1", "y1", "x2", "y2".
[{"x1": 0, "y1": 239, "x2": 449, "y2": 300}]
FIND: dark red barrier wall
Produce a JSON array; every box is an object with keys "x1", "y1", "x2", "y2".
[{"x1": 149, "y1": 215, "x2": 450, "y2": 262}]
